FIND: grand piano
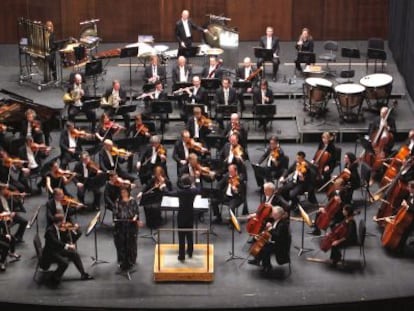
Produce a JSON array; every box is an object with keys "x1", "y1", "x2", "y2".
[{"x1": 0, "y1": 89, "x2": 62, "y2": 154}]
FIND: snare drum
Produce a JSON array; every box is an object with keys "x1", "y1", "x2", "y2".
[
  {"x1": 334, "y1": 83, "x2": 366, "y2": 121},
  {"x1": 359, "y1": 73, "x2": 393, "y2": 101},
  {"x1": 304, "y1": 78, "x2": 333, "y2": 102},
  {"x1": 59, "y1": 43, "x2": 86, "y2": 68}
]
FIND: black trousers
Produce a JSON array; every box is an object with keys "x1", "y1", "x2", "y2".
[
  {"x1": 279, "y1": 181, "x2": 306, "y2": 207},
  {"x1": 114, "y1": 224, "x2": 138, "y2": 270},
  {"x1": 18, "y1": 166, "x2": 41, "y2": 193},
  {"x1": 257, "y1": 57, "x2": 280, "y2": 78},
  {"x1": 60, "y1": 150, "x2": 80, "y2": 170},
  {"x1": 178, "y1": 226, "x2": 193, "y2": 259},
  {"x1": 0, "y1": 239, "x2": 9, "y2": 263},
  {"x1": 40, "y1": 249, "x2": 86, "y2": 282},
  {"x1": 211, "y1": 195, "x2": 244, "y2": 218},
  {"x1": 68, "y1": 106, "x2": 96, "y2": 132},
  {"x1": 77, "y1": 186, "x2": 101, "y2": 209},
  {"x1": 11, "y1": 214, "x2": 28, "y2": 240}
]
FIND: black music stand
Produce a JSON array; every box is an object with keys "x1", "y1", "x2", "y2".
[
  {"x1": 86, "y1": 211, "x2": 109, "y2": 266},
  {"x1": 367, "y1": 48, "x2": 387, "y2": 73},
  {"x1": 114, "y1": 103, "x2": 137, "y2": 116},
  {"x1": 216, "y1": 105, "x2": 237, "y2": 117},
  {"x1": 254, "y1": 47, "x2": 274, "y2": 78},
  {"x1": 120, "y1": 47, "x2": 139, "y2": 102},
  {"x1": 85, "y1": 60, "x2": 102, "y2": 97},
  {"x1": 251, "y1": 163, "x2": 266, "y2": 188},
  {"x1": 181, "y1": 46, "x2": 200, "y2": 61},
  {"x1": 151, "y1": 100, "x2": 172, "y2": 139},
  {"x1": 82, "y1": 97, "x2": 101, "y2": 110},
  {"x1": 341, "y1": 48, "x2": 360, "y2": 70},
  {"x1": 255, "y1": 104, "x2": 276, "y2": 146},
  {"x1": 232, "y1": 81, "x2": 252, "y2": 89},
  {"x1": 139, "y1": 191, "x2": 161, "y2": 243},
  {"x1": 226, "y1": 209, "x2": 244, "y2": 262},
  {"x1": 205, "y1": 130, "x2": 226, "y2": 157},
  {"x1": 201, "y1": 78, "x2": 221, "y2": 115}
]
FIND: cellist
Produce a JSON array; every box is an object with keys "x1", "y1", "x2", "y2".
[
  {"x1": 247, "y1": 206, "x2": 290, "y2": 273},
  {"x1": 311, "y1": 132, "x2": 337, "y2": 186},
  {"x1": 368, "y1": 106, "x2": 396, "y2": 155}
]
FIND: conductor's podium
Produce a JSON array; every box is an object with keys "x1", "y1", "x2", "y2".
[{"x1": 154, "y1": 244, "x2": 214, "y2": 282}]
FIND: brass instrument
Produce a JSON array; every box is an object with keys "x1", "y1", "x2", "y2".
[{"x1": 101, "y1": 93, "x2": 121, "y2": 108}]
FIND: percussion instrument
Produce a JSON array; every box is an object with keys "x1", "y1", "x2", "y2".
[
  {"x1": 206, "y1": 48, "x2": 224, "y2": 56},
  {"x1": 359, "y1": 73, "x2": 393, "y2": 108},
  {"x1": 124, "y1": 42, "x2": 156, "y2": 58},
  {"x1": 153, "y1": 45, "x2": 169, "y2": 54},
  {"x1": 59, "y1": 43, "x2": 86, "y2": 68},
  {"x1": 79, "y1": 20, "x2": 101, "y2": 50},
  {"x1": 303, "y1": 78, "x2": 332, "y2": 114},
  {"x1": 204, "y1": 23, "x2": 239, "y2": 49},
  {"x1": 334, "y1": 83, "x2": 365, "y2": 122}
]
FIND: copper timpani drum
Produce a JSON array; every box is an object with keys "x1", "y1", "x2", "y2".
[
  {"x1": 359, "y1": 73, "x2": 393, "y2": 109},
  {"x1": 303, "y1": 77, "x2": 333, "y2": 114},
  {"x1": 334, "y1": 83, "x2": 366, "y2": 122}
]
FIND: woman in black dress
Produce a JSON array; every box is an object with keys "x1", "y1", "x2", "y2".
[{"x1": 113, "y1": 187, "x2": 142, "y2": 271}]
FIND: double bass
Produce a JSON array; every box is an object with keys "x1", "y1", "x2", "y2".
[{"x1": 246, "y1": 203, "x2": 272, "y2": 235}]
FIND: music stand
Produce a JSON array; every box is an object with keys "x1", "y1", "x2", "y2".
[
  {"x1": 254, "y1": 47, "x2": 274, "y2": 78},
  {"x1": 114, "y1": 103, "x2": 137, "y2": 116},
  {"x1": 232, "y1": 81, "x2": 252, "y2": 89},
  {"x1": 181, "y1": 46, "x2": 200, "y2": 61},
  {"x1": 184, "y1": 103, "x2": 205, "y2": 117},
  {"x1": 297, "y1": 52, "x2": 315, "y2": 65},
  {"x1": 294, "y1": 203, "x2": 314, "y2": 256},
  {"x1": 86, "y1": 211, "x2": 109, "y2": 266},
  {"x1": 367, "y1": 48, "x2": 387, "y2": 73},
  {"x1": 201, "y1": 78, "x2": 221, "y2": 90},
  {"x1": 82, "y1": 97, "x2": 101, "y2": 110},
  {"x1": 255, "y1": 104, "x2": 276, "y2": 146},
  {"x1": 120, "y1": 47, "x2": 139, "y2": 102},
  {"x1": 216, "y1": 104, "x2": 238, "y2": 117},
  {"x1": 139, "y1": 191, "x2": 161, "y2": 243},
  {"x1": 151, "y1": 100, "x2": 172, "y2": 139},
  {"x1": 205, "y1": 130, "x2": 226, "y2": 157},
  {"x1": 251, "y1": 163, "x2": 266, "y2": 188},
  {"x1": 341, "y1": 48, "x2": 360, "y2": 70},
  {"x1": 85, "y1": 60, "x2": 103, "y2": 97},
  {"x1": 226, "y1": 209, "x2": 244, "y2": 262}
]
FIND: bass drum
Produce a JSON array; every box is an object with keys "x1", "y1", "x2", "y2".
[{"x1": 204, "y1": 23, "x2": 239, "y2": 49}]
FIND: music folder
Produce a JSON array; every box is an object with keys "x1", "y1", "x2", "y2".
[
  {"x1": 233, "y1": 80, "x2": 252, "y2": 89},
  {"x1": 254, "y1": 47, "x2": 274, "y2": 60},
  {"x1": 120, "y1": 46, "x2": 138, "y2": 58},
  {"x1": 201, "y1": 78, "x2": 221, "y2": 90},
  {"x1": 115, "y1": 103, "x2": 137, "y2": 114},
  {"x1": 151, "y1": 100, "x2": 172, "y2": 114}
]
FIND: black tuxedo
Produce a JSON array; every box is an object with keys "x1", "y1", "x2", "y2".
[
  {"x1": 257, "y1": 146, "x2": 287, "y2": 181},
  {"x1": 18, "y1": 144, "x2": 44, "y2": 193},
  {"x1": 253, "y1": 88, "x2": 274, "y2": 107},
  {"x1": 67, "y1": 84, "x2": 97, "y2": 132},
  {"x1": 45, "y1": 199, "x2": 75, "y2": 228},
  {"x1": 172, "y1": 140, "x2": 189, "y2": 174},
  {"x1": 224, "y1": 123, "x2": 248, "y2": 152},
  {"x1": 201, "y1": 66, "x2": 223, "y2": 80},
  {"x1": 0, "y1": 195, "x2": 27, "y2": 241},
  {"x1": 258, "y1": 35, "x2": 280, "y2": 78},
  {"x1": 20, "y1": 119, "x2": 45, "y2": 144},
  {"x1": 175, "y1": 19, "x2": 203, "y2": 56},
  {"x1": 59, "y1": 130, "x2": 82, "y2": 169},
  {"x1": 102, "y1": 87, "x2": 129, "y2": 128},
  {"x1": 143, "y1": 64, "x2": 167, "y2": 84},
  {"x1": 220, "y1": 143, "x2": 247, "y2": 174},
  {"x1": 215, "y1": 87, "x2": 237, "y2": 129},
  {"x1": 138, "y1": 145, "x2": 168, "y2": 185},
  {"x1": 172, "y1": 65, "x2": 192, "y2": 86},
  {"x1": 235, "y1": 66, "x2": 258, "y2": 110},
  {"x1": 186, "y1": 117, "x2": 211, "y2": 143},
  {"x1": 73, "y1": 161, "x2": 102, "y2": 209}
]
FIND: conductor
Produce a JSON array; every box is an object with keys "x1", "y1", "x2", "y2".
[{"x1": 175, "y1": 10, "x2": 208, "y2": 57}]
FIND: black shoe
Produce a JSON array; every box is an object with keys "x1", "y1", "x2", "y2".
[
  {"x1": 187, "y1": 251, "x2": 193, "y2": 258},
  {"x1": 248, "y1": 258, "x2": 260, "y2": 266},
  {"x1": 242, "y1": 210, "x2": 249, "y2": 216},
  {"x1": 81, "y1": 273, "x2": 94, "y2": 281},
  {"x1": 178, "y1": 256, "x2": 185, "y2": 262},
  {"x1": 308, "y1": 227, "x2": 321, "y2": 236},
  {"x1": 0, "y1": 263, "x2": 5, "y2": 272},
  {"x1": 212, "y1": 217, "x2": 222, "y2": 224},
  {"x1": 262, "y1": 264, "x2": 272, "y2": 273}
]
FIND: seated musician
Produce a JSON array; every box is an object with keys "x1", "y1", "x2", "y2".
[
  {"x1": 215, "y1": 77, "x2": 237, "y2": 129},
  {"x1": 18, "y1": 135, "x2": 49, "y2": 195},
  {"x1": 326, "y1": 204, "x2": 357, "y2": 267},
  {"x1": 311, "y1": 132, "x2": 337, "y2": 186},
  {"x1": 101, "y1": 80, "x2": 129, "y2": 129},
  {"x1": 406, "y1": 129, "x2": 414, "y2": 155},
  {"x1": 143, "y1": 55, "x2": 166, "y2": 86},
  {"x1": 260, "y1": 182, "x2": 289, "y2": 212},
  {"x1": 368, "y1": 106, "x2": 396, "y2": 156},
  {"x1": 248, "y1": 206, "x2": 290, "y2": 272},
  {"x1": 66, "y1": 73, "x2": 97, "y2": 132},
  {"x1": 256, "y1": 136, "x2": 287, "y2": 183},
  {"x1": 20, "y1": 109, "x2": 44, "y2": 144},
  {"x1": 186, "y1": 106, "x2": 212, "y2": 143},
  {"x1": 225, "y1": 113, "x2": 248, "y2": 152},
  {"x1": 340, "y1": 152, "x2": 360, "y2": 204},
  {"x1": 59, "y1": 122, "x2": 83, "y2": 169},
  {"x1": 201, "y1": 56, "x2": 223, "y2": 80},
  {"x1": 45, "y1": 188, "x2": 83, "y2": 242},
  {"x1": 253, "y1": 79, "x2": 274, "y2": 128},
  {"x1": 97, "y1": 112, "x2": 124, "y2": 141},
  {"x1": 0, "y1": 184, "x2": 28, "y2": 244},
  {"x1": 137, "y1": 166, "x2": 171, "y2": 229},
  {"x1": 179, "y1": 153, "x2": 215, "y2": 186},
  {"x1": 211, "y1": 164, "x2": 245, "y2": 224},
  {"x1": 99, "y1": 139, "x2": 135, "y2": 182},
  {"x1": 40, "y1": 213, "x2": 93, "y2": 286},
  {"x1": 136, "y1": 135, "x2": 168, "y2": 186},
  {"x1": 278, "y1": 151, "x2": 314, "y2": 212},
  {"x1": 309, "y1": 192, "x2": 343, "y2": 236},
  {"x1": 172, "y1": 56, "x2": 192, "y2": 89},
  {"x1": 0, "y1": 149, "x2": 26, "y2": 193},
  {"x1": 257, "y1": 26, "x2": 280, "y2": 81},
  {"x1": 141, "y1": 80, "x2": 168, "y2": 133},
  {"x1": 0, "y1": 211, "x2": 20, "y2": 272},
  {"x1": 235, "y1": 57, "x2": 258, "y2": 112},
  {"x1": 127, "y1": 113, "x2": 152, "y2": 172},
  {"x1": 295, "y1": 27, "x2": 314, "y2": 73},
  {"x1": 73, "y1": 151, "x2": 103, "y2": 211},
  {"x1": 180, "y1": 75, "x2": 208, "y2": 121},
  {"x1": 45, "y1": 161, "x2": 76, "y2": 198},
  {"x1": 219, "y1": 133, "x2": 247, "y2": 178}
]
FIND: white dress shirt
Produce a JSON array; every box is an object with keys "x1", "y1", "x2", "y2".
[
  {"x1": 194, "y1": 117, "x2": 200, "y2": 138},
  {"x1": 68, "y1": 132, "x2": 77, "y2": 148},
  {"x1": 26, "y1": 146, "x2": 38, "y2": 169},
  {"x1": 182, "y1": 19, "x2": 191, "y2": 38},
  {"x1": 266, "y1": 36, "x2": 272, "y2": 49},
  {"x1": 105, "y1": 150, "x2": 114, "y2": 167},
  {"x1": 179, "y1": 66, "x2": 187, "y2": 82}
]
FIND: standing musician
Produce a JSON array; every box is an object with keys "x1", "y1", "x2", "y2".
[
  {"x1": 368, "y1": 106, "x2": 396, "y2": 157},
  {"x1": 248, "y1": 206, "x2": 290, "y2": 272},
  {"x1": 101, "y1": 80, "x2": 129, "y2": 129},
  {"x1": 0, "y1": 184, "x2": 28, "y2": 243},
  {"x1": 113, "y1": 187, "x2": 143, "y2": 272},
  {"x1": 235, "y1": 57, "x2": 258, "y2": 112},
  {"x1": 18, "y1": 135, "x2": 50, "y2": 195},
  {"x1": 257, "y1": 26, "x2": 280, "y2": 81},
  {"x1": 99, "y1": 139, "x2": 135, "y2": 182},
  {"x1": 175, "y1": 9, "x2": 208, "y2": 57},
  {"x1": 172, "y1": 56, "x2": 192, "y2": 87},
  {"x1": 311, "y1": 132, "x2": 337, "y2": 186},
  {"x1": 136, "y1": 135, "x2": 168, "y2": 186},
  {"x1": 40, "y1": 213, "x2": 93, "y2": 286},
  {"x1": 59, "y1": 122, "x2": 86, "y2": 169},
  {"x1": 295, "y1": 28, "x2": 314, "y2": 73},
  {"x1": 201, "y1": 57, "x2": 223, "y2": 80},
  {"x1": 256, "y1": 136, "x2": 287, "y2": 183},
  {"x1": 186, "y1": 106, "x2": 212, "y2": 143},
  {"x1": 73, "y1": 151, "x2": 103, "y2": 211},
  {"x1": 45, "y1": 20, "x2": 57, "y2": 82},
  {"x1": 66, "y1": 73, "x2": 97, "y2": 132},
  {"x1": 253, "y1": 79, "x2": 274, "y2": 128},
  {"x1": 215, "y1": 77, "x2": 238, "y2": 129},
  {"x1": 20, "y1": 109, "x2": 45, "y2": 144},
  {"x1": 45, "y1": 160, "x2": 76, "y2": 198},
  {"x1": 211, "y1": 164, "x2": 245, "y2": 223},
  {"x1": 143, "y1": 55, "x2": 166, "y2": 86},
  {"x1": 104, "y1": 172, "x2": 134, "y2": 221},
  {"x1": 97, "y1": 113, "x2": 125, "y2": 141}
]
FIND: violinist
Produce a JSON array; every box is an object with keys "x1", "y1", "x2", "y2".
[
  {"x1": 178, "y1": 153, "x2": 203, "y2": 188},
  {"x1": 256, "y1": 136, "x2": 287, "y2": 183},
  {"x1": 99, "y1": 139, "x2": 135, "y2": 182},
  {"x1": 59, "y1": 122, "x2": 83, "y2": 169},
  {"x1": 0, "y1": 149, "x2": 26, "y2": 193},
  {"x1": 220, "y1": 133, "x2": 248, "y2": 185},
  {"x1": 311, "y1": 132, "x2": 337, "y2": 185},
  {"x1": 211, "y1": 164, "x2": 245, "y2": 224},
  {"x1": 341, "y1": 152, "x2": 360, "y2": 204},
  {"x1": 186, "y1": 106, "x2": 212, "y2": 143},
  {"x1": 225, "y1": 113, "x2": 248, "y2": 153},
  {"x1": 18, "y1": 135, "x2": 48, "y2": 195},
  {"x1": 248, "y1": 206, "x2": 290, "y2": 273},
  {"x1": 45, "y1": 161, "x2": 75, "y2": 198},
  {"x1": 0, "y1": 210, "x2": 20, "y2": 272},
  {"x1": 407, "y1": 129, "x2": 414, "y2": 155},
  {"x1": 20, "y1": 109, "x2": 44, "y2": 144},
  {"x1": 73, "y1": 151, "x2": 103, "y2": 211},
  {"x1": 0, "y1": 184, "x2": 28, "y2": 244},
  {"x1": 113, "y1": 187, "x2": 143, "y2": 272},
  {"x1": 128, "y1": 113, "x2": 151, "y2": 173},
  {"x1": 180, "y1": 75, "x2": 208, "y2": 121},
  {"x1": 101, "y1": 80, "x2": 129, "y2": 129},
  {"x1": 173, "y1": 130, "x2": 208, "y2": 174},
  {"x1": 104, "y1": 171, "x2": 126, "y2": 219},
  {"x1": 324, "y1": 204, "x2": 357, "y2": 267},
  {"x1": 97, "y1": 112, "x2": 124, "y2": 141},
  {"x1": 235, "y1": 57, "x2": 258, "y2": 112},
  {"x1": 215, "y1": 78, "x2": 237, "y2": 129},
  {"x1": 40, "y1": 213, "x2": 93, "y2": 286},
  {"x1": 136, "y1": 135, "x2": 168, "y2": 186},
  {"x1": 253, "y1": 79, "x2": 274, "y2": 129},
  {"x1": 257, "y1": 26, "x2": 280, "y2": 81}
]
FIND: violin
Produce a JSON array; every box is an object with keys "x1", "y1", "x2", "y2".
[
  {"x1": 315, "y1": 195, "x2": 342, "y2": 230},
  {"x1": 113, "y1": 176, "x2": 135, "y2": 189},
  {"x1": 70, "y1": 128, "x2": 94, "y2": 139},
  {"x1": 4, "y1": 188, "x2": 27, "y2": 199},
  {"x1": 55, "y1": 168, "x2": 77, "y2": 178},
  {"x1": 296, "y1": 161, "x2": 307, "y2": 175},
  {"x1": 104, "y1": 120, "x2": 125, "y2": 131},
  {"x1": 229, "y1": 175, "x2": 240, "y2": 188},
  {"x1": 246, "y1": 203, "x2": 272, "y2": 235},
  {"x1": 61, "y1": 196, "x2": 85, "y2": 208},
  {"x1": 0, "y1": 213, "x2": 12, "y2": 222},
  {"x1": 111, "y1": 146, "x2": 132, "y2": 158},
  {"x1": 320, "y1": 221, "x2": 349, "y2": 252},
  {"x1": 186, "y1": 139, "x2": 208, "y2": 154},
  {"x1": 135, "y1": 123, "x2": 150, "y2": 137},
  {"x1": 271, "y1": 147, "x2": 280, "y2": 160},
  {"x1": 156, "y1": 145, "x2": 167, "y2": 156},
  {"x1": 59, "y1": 221, "x2": 78, "y2": 232},
  {"x1": 2, "y1": 156, "x2": 27, "y2": 168},
  {"x1": 196, "y1": 164, "x2": 216, "y2": 179},
  {"x1": 86, "y1": 160, "x2": 101, "y2": 174},
  {"x1": 198, "y1": 115, "x2": 213, "y2": 128},
  {"x1": 0, "y1": 123, "x2": 8, "y2": 132},
  {"x1": 232, "y1": 145, "x2": 244, "y2": 159}
]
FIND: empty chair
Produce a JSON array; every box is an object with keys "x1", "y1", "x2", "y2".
[
  {"x1": 319, "y1": 41, "x2": 338, "y2": 76},
  {"x1": 366, "y1": 38, "x2": 386, "y2": 73}
]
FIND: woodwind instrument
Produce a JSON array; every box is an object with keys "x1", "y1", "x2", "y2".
[
  {"x1": 137, "y1": 90, "x2": 157, "y2": 100},
  {"x1": 246, "y1": 66, "x2": 263, "y2": 81},
  {"x1": 173, "y1": 86, "x2": 195, "y2": 95}
]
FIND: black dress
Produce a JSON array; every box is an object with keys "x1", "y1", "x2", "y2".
[{"x1": 113, "y1": 198, "x2": 139, "y2": 271}]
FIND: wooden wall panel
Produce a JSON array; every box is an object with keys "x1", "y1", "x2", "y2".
[
  {"x1": 1, "y1": 0, "x2": 28, "y2": 43},
  {"x1": 355, "y1": 0, "x2": 389, "y2": 40},
  {"x1": 292, "y1": 0, "x2": 324, "y2": 40},
  {"x1": 60, "y1": 0, "x2": 96, "y2": 39},
  {"x1": 323, "y1": 0, "x2": 360, "y2": 39}
]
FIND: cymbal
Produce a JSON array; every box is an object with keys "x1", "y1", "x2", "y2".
[{"x1": 206, "y1": 48, "x2": 224, "y2": 55}]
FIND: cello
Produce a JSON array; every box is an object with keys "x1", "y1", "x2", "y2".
[
  {"x1": 320, "y1": 221, "x2": 349, "y2": 252},
  {"x1": 249, "y1": 230, "x2": 272, "y2": 257},
  {"x1": 315, "y1": 194, "x2": 342, "y2": 231},
  {"x1": 381, "y1": 200, "x2": 414, "y2": 250},
  {"x1": 323, "y1": 168, "x2": 351, "y2": 198},
  {"x1": 246, "y1": 203, "x2": 272, "y2": 235},
  {"x1": 379, "y1": 145, "x2": 410, "y2": 188}
]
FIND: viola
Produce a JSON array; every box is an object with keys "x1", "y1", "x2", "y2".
[
  {"x1": 320, "y1": 221, "x2": 349, "y2": 252},
  {"x1": 246, "y1": 203, "x2": 272, "y2": 235},
  {"x1": 186, "y1": 139, "x2": 208, "y2": 154},
  {"x1": 315, "y1": 195, "x2": 342, "y2": 230},
  {"x1": 111, "y1": 146, "x2": 132, "y2": 157},
  {"x1": 59, "y1": 221, "x2": 78, "y2": 232},
  {"x1": 250, "y1": 230, "x2": 271, "y2": 257},
  {"x1": 381, "y1": 200, "x2": 414, "y2": 250},
  {"x1": 61, "y1": 196, "x2": 85, "y2": 208},
  {"x1": 271, "y1": 147, "x2": 280, "y2": 160},
  {"x1": 232, "y1": 144, "x2": 244, "y2": 159},
  {"x1": 135, "y1": 123, "x2": 150, "y2": 137},
  {"x1": 30, "y1": 142, "x2": 51, "y2": 153},
  {"x1": 104, "y1": 120, "x2": 125, "y2": 131},
  {"x1": 2, "y1": 157, "x2": 27, "y2": 168},
  {"x1": 86, "y1": 160, "x2": 101, "y2": 174},
  {"x1": 157, "y1": 145, "x2": 166, "y2": 156},
  {"x1": 229, "y1": 175, "x2": 240, "y2": 188},
  {"x1": 198, "y1": 115, "x2": 213, "y2": 128}
]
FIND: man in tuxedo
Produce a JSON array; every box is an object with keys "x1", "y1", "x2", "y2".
[
  {"x1": 186, "y1": 106, "x2": 212, "y2": 143},
  {"x1": 172, "y1": 56, "x2": 192, "y2": 87},
  {"x1": 253, "y1": 79, "x2": 274, "y2": 128},
  {"x1": 201, "y1": 56, "x2": 223, "y2": 80},
  {"x1": 172, "y1": 130, "x2": 192, "y2": 175},
  {"x1": 257, "y1": 26, "x2": 280, "y2": 81},
  {"x1": 215, "y1": 78, "x2": 237, "y2": 129},
  {"x1": 143, "y1": 55, "x2": 166, "y2": 85},
  {"x1": 235, "y1": 57, "x2": 258, "y2": 112},
  {"x1": 180, "y1": 75, "x2": 208, "y2": 121},
  {"x1": 224, "y1": 113, "x2": 248, "y2": 156},
  {"x1": 59, "y1": 122, "x2": 84, "y2": 169},
  {"x1": 175, "y1": 9, "x2": 208, "y2": 57},
  {"x1": 256, "y1": 136, "x2": 287, "y2": 184},
  {"x1": 40, "y1": 213, "x2": 92, "y2": 285},
  {"x1": 99, "y1": 139, "x2": 135, "y2": 182},
  {"x1": 101, "y1": 80, "x2": 129, "y2": 129}
]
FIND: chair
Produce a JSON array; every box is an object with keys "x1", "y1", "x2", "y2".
[
  {"x1": 336, "y1": 70, "x2": 355, "y2": 83},
  {"x1": 319, "y1": 41, "x2": 338, "y2": 76},
  {"x1": 334, "y1": 146, "x2": 342, "y2": 173},
  {"x1": 366, "y1": 38, "x2": 386, "y2": 73},
  {"x1": 342, "y1": 219, "x2": 367, "y2": 267}
]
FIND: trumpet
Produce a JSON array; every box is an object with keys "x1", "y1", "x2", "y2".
[{"x1": 173, "y1": 85, "x2": 195, "y2": 95}]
